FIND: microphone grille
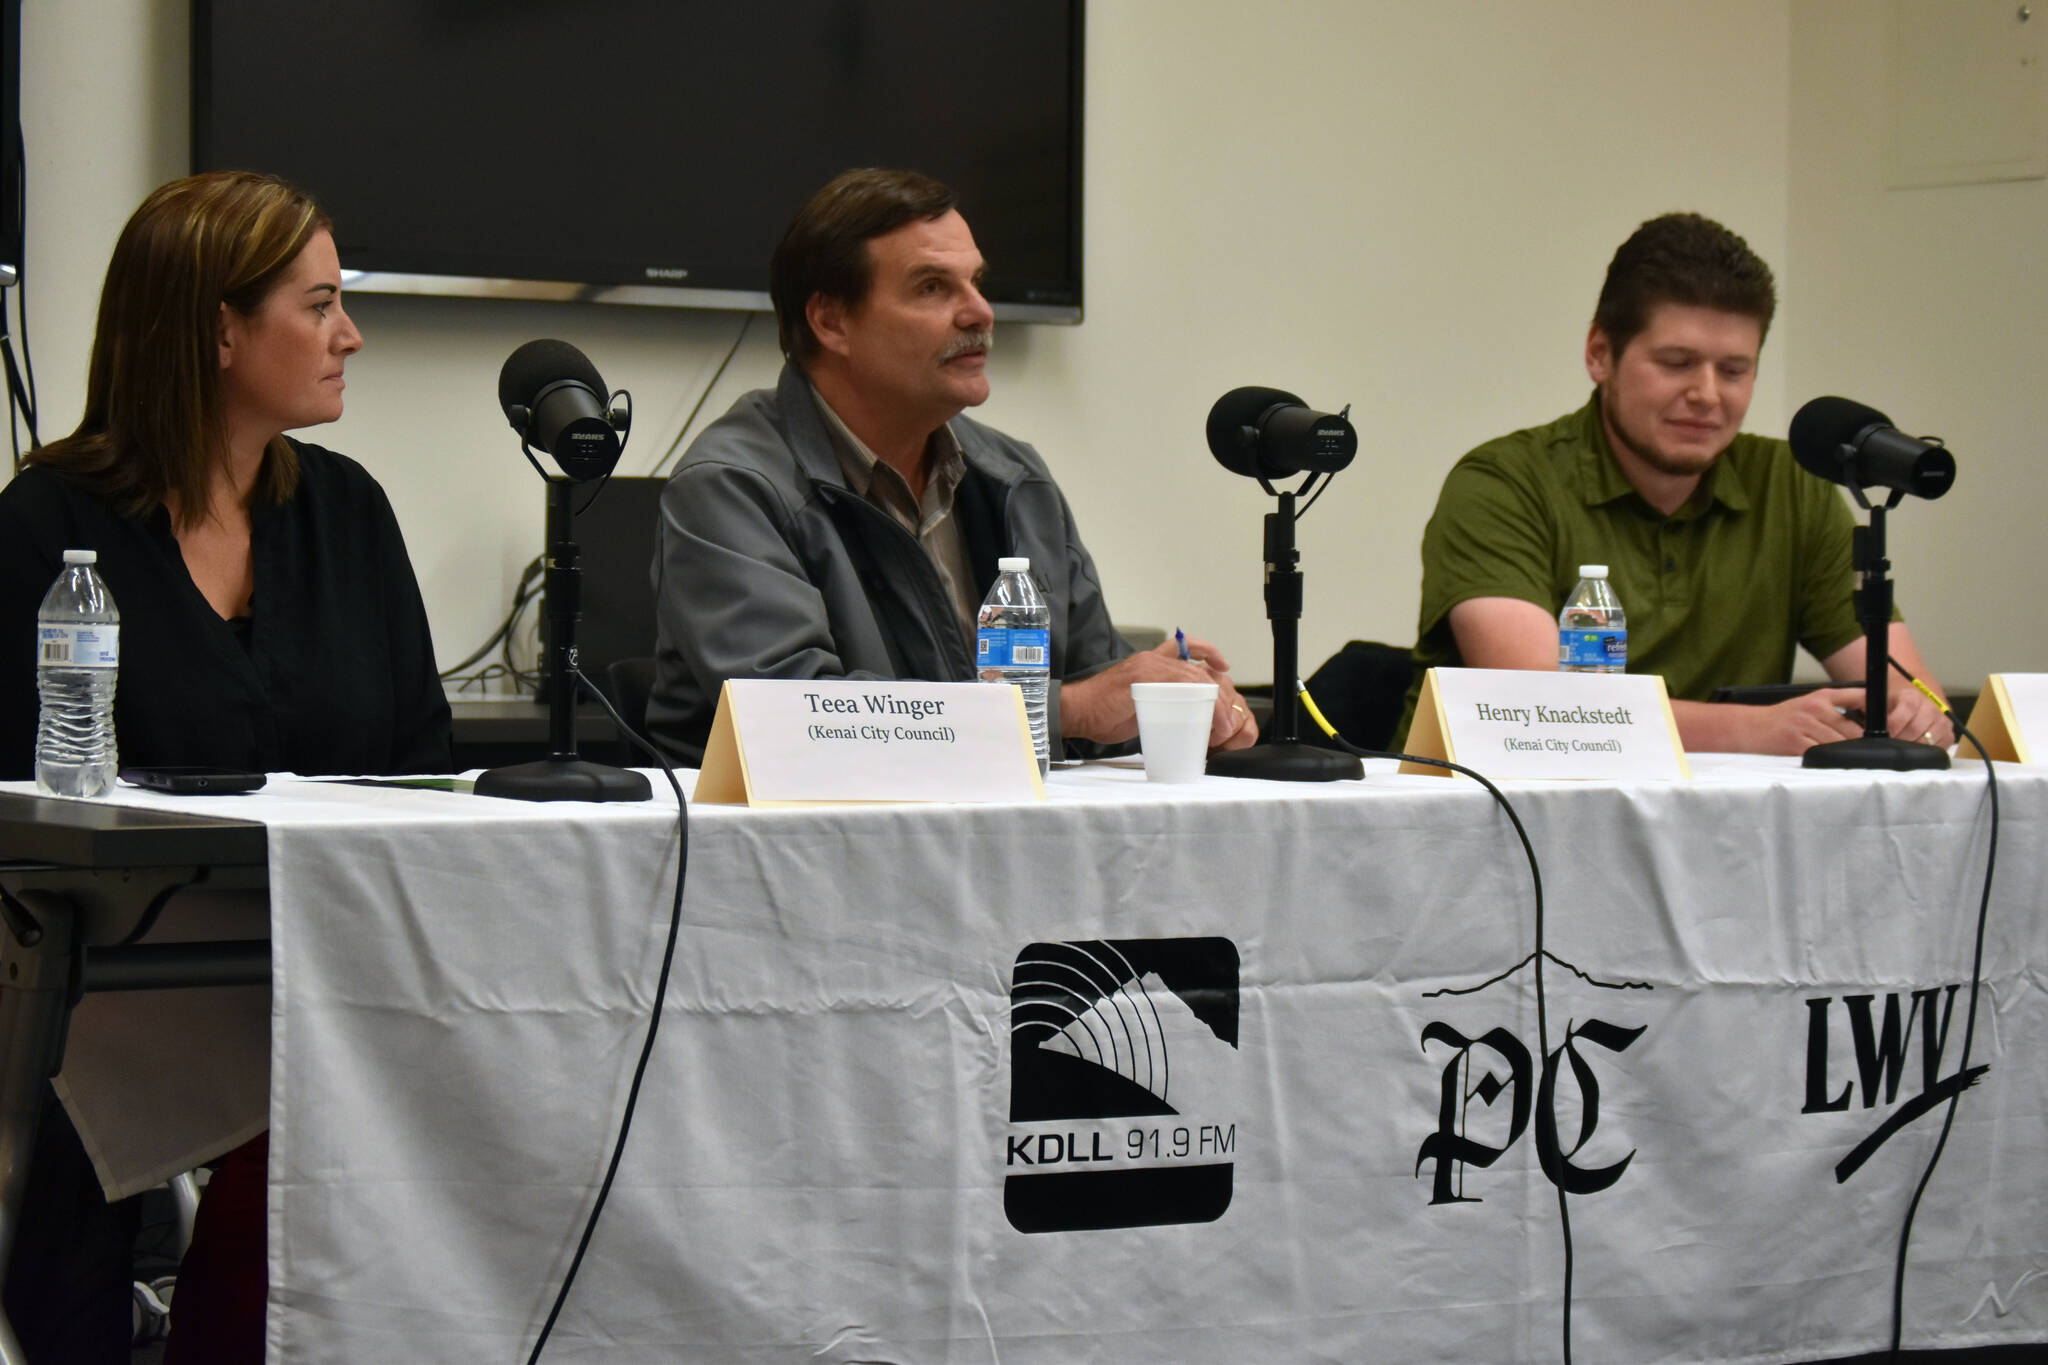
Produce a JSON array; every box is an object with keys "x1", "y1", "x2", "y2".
[
  {"x1": 499, "y1": 339, "x2": 606, "y2": 416},
  {"x1": 1206, "y1": 386, "x2": 1301, "y2": 476},
  {"x1": 1788, "y1": 395, "x2": 1888, "y2": 471}
]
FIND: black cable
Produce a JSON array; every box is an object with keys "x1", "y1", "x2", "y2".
[
  {"x1": 652, "y1": 314, "x2": 752, "y2": 476},
  {"x1": 498, "y1": 541, "x2": 551, "y2": 692},
  {"x1": 445, "y1": 663, "x2": 518, "y2": 695},
  {"x1": 1303, "y1": 700, "x2": 1571, "y2": 1364},
  {"x1": 439, "y1": 556, "x2": 545, "y2": 681},
  {"x1": 500, "y1": 582, "x2": 545, "y2": 691},
  {"x1": 571, "y1": 391, "x2": 633, "y2": 518},
  {"x1": 14, "y1": 130, "x2": 32, "y2": 430},
  {"x1": 573, "y1": 471, "x2": 614, "y2": 518},
  {"x1": 5, "y1": 127, "x2": 39, "y2": 468},
  {"x1": 524, "y1": 664, "x2": 690, "y2": 1365},
  {"x1": 3, "y1": 344, "x2": 15, "y2": 470},
  {"x1": 610, "y1": 389, "x2": 632, "y2": 459},
  {"x1": 1294, "y1": 470, "x2": 1333, "y2": 518},
  {"x1": 1882, "y1": 656, "x2": 1998, "y2": 1361},
  {"x1": 2, "y1": 332, "x2": 26, "y2": 468}
]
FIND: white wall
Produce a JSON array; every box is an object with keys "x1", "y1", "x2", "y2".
[
  {"x1": 20, "y1": 1, "x2": 1803, "y2": 689},
  {"x1": 1787, "y1": 1, "x2": 2048, "y2": 688}
]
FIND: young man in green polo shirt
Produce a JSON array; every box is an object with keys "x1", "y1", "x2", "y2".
[{"x1": 1399, "y1": 213, "x2": 1951, "y2": 756}]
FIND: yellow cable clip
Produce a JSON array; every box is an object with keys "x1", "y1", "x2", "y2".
[
  {"x1": 1297, "y1": 680, "x2": 1340, "y2": 739},
  {"x1": 1907, "y1": 674, "x2": 1951, "y2": 715}
]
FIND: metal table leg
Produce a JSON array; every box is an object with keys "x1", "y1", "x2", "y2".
[{"x1": 0, "y1": 883, "x2": 77, "y2": 1365}]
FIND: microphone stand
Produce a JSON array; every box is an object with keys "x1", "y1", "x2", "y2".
[
  {"x1": 1207, "y1": 482, "x2": 1363, "y2": 783},
  {"x1": 1801, "y1": 491, "x2": 1948, "y2": 771},
  {"x1": 475, "y1": 476, "x2": 653, "y2": 801}
]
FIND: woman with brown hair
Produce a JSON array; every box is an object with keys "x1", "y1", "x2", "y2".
[{"x1": 0, "y1": 171, "x2": 450, "y2": 1361}]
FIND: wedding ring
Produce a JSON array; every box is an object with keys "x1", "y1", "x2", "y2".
[{"x1": 1920, "y1": 729, "x2": 1935, "y2": 743}]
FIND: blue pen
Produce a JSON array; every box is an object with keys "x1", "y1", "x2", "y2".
[{"x1": 1174, "y1": 628, "x2": 1190, "y2": 661}]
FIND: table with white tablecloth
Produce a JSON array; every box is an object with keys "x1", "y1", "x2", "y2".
[{"x1": 25, "y1": 755, "x2": 2046, "y2": 1364}]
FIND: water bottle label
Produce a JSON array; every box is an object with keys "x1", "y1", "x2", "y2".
[
  {"x1": 38, "y1": 623, "x2": 119, "y2": 669},
  {"x1": 976, "y1": 627, "x2": 1051, "y2": 668},
  {"x1": 1559, "y1": 628, "x2": 1625, "y2": 670}
]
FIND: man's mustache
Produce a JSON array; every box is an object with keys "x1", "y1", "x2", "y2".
[{"x1": 940, "y1": 330, "x2": 994, "y2": 361}]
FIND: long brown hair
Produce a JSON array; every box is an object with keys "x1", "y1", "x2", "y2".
[{"x1": 29, "y1": 171, "x2": 331, "y2": 529}]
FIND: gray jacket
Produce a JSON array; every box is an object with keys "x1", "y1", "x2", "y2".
[{"x1": 647, "y1": 364, "x2": 1132, "y2": 764}]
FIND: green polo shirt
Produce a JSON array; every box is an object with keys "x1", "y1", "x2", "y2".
[{"x1": 1396, "y1": 394, "x2": 1868, "y2": 745}]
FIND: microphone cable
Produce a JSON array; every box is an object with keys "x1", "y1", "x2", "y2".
[
  {"x1": 1880, "y1": 659, "x2": 1999, "y2": 1362},
  {"x1": 439, "y1": 556, "x2": 546, "y2": 686},
  {"x1": 4, "y1": 129, "x2": 40, "y2": 468},
  {"x1": 572, "y1": 391, "x2": 633, "y2": 516},
  {"x1": 1296, "y1": 685, "x2": 1577, "y2": 1365},
  {"x1": 653, "y1": 313, "x2": 753, "y2": 477},
  {"x1": 523, "y1": 664, "x2": 691, "y2": 1365}
]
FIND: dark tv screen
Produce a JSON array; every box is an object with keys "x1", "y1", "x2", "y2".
[{"x1": 191, "y1": 1, "x2": 1083, "y2": 320}]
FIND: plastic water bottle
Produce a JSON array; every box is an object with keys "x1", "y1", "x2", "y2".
[
  {"x1": 36, "y1": 549, "x2": 121, "y2": 798},
  {"x1": 976, "y1": 556, "x2": 1051, "y2": 775},
  {"x1": 1558, "y1": 564, "x2": 1626, "y2": 674}
]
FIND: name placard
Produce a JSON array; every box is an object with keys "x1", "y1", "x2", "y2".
[
  {"x1": 1401, "y1": 667, "x2": 1689, "y2": 781},
  {"x1": 1958, "y1": 673, "x2": 2048, "y2": 763},
  {"x1": 695, "y1": 679, "x2": 1045, "y2": 805}
]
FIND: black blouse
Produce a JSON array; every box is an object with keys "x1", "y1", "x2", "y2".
[{"x1": 0, "y1": 440, "x2": 452, "y2": 778}]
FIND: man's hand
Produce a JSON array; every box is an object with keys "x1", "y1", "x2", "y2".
[
  {"x1": 1061, "y1": 636, "x2": 1258, "y2": 751},
  {"x1": 1819, "y1": 627, "x2": 1953, "y2": 751},
  {"x1": 1880, "y1": 682, "x2": 1953, "y2": 751},
  {"x1": 1676, "y1": 683, "x2": 1949, "y2": 756},
  {"x1": 1672, "y1": 689, "x2": 1865, "y2": 756}
]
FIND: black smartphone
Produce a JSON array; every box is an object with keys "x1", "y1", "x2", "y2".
[{"x1": 119, "y1": 766, "x2": 267, "y2": 795}]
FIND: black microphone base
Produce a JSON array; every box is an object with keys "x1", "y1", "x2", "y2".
[
  {"x1": 1801, "y1": 735, "x2": 1951, "y2": 772},
  {"x1": 1206, "y1": 741, "x2": 1363, "y2": 783},
  {"x1": 474, "y1": 757, "x2": 653, "y2": 802}
]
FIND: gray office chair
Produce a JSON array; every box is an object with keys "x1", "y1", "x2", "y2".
[
  {"x1": 1302, "y1": 641, "x2": 1417, "y2": 752},
  {"x1": 604, "y1": 656, "x2": 658, "y2": 742}
]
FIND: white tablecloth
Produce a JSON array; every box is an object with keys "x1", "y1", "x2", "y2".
[{"x1": 36, "y1": 756, "x2": 2048, "y2": 1363}]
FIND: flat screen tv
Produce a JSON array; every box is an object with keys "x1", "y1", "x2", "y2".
[{"x1": 191, "y1": 1, "x2": 1084, "y2": 322}]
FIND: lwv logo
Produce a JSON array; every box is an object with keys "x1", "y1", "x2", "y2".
[{"x1": 1802, "y1": 987, "x2": 1989, "y2": 1180}]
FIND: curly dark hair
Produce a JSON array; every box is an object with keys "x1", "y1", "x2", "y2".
[{"x1": 1593, "y1": 213, "x2": 1776, "y2": 357}]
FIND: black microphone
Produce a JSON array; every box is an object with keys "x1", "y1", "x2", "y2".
[
  {"x1": 1788, "y1": 396, "x2": 1955, "y2": 500},
  {"x1": 498, "y1": 339, "x2": 629, "y2": 481},
  {"x1": 1206, "y1": 386, "x2": 1358, "y2": 479}
]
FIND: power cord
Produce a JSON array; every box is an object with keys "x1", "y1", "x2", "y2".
[
  {"x1": 523, "y1": 664, "x2": 689, "y2": 1364},
  {"x1": 440, "y1": 556, "x2": 546, "y2": 690},
  {"x1": 4, "y1": 129, "x2": 41, "y2": 468},
  {"x1": 1302, "y1": 667, "x2": 2004, "y2": 1365},
  {"x1": 1881, "y1": 658, "x2": 1998, "y2": 1362},
  {"x1": 651, "y1": 314, "x2": 752, "y2": 477},
  {"x1": 1296, "y1": 684, "x2": 1575, "y2": 1364}
]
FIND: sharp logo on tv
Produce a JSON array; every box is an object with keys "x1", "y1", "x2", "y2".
[{"x1": 1004, "y1": 937, "x2": 1239, "y2": 1234}]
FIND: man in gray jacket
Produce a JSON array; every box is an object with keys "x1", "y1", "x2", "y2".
[{"x1": 647, "y1": 168, "x2": 1257, "y2": 764}]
